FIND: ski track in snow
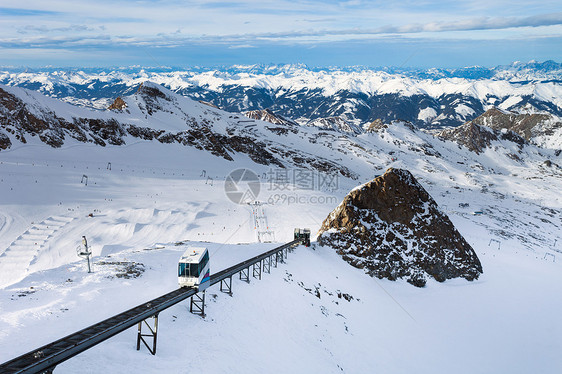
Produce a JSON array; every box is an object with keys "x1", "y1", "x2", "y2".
[
  {"x1": 0, "y1": 212, "x2": 9, "y2": 241},
  {"x1": 0, "y1": 216, "x2": 76, "y2": 288}
]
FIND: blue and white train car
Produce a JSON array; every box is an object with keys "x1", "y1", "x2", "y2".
[{"x1": 178, "y1": 247, "x2": 210, "y2": 291}]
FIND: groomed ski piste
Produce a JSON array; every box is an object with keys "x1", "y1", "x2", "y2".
[{"x1": 1, "y1": 123, "x2": 562, "y2": 373}]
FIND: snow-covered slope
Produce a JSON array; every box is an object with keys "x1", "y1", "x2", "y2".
[
  {"x1": 1, "y1": 83, "x2": 562, "y2": 372},
  {"x1": 0, "y1": 82, "x2": 357, "y2": 177}
]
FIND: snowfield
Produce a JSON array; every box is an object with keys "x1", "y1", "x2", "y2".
[{"x1": 1, "y1": 109, "x2": 562, "y2": 372}]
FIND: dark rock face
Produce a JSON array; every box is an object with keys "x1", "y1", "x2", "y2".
[
  {"x1": 0, "y1": 87, "x2": 126, "y2": 149},
  {"x1": 108, "y1": 97, "x2": 127, "y2": 111},
  {"x1": 439, "y1": 122, "x2": 498, "y2": 154},
  {"x1": 244, "y1": 108, "x2": 300, "y2": 136},
  {"x1": 198, "y1": 100, "x2": 219, "y2": 109},
  {"x1": 364, "y1": 118, "x2": 385, "y2": 132},
  {"x1": 307, "y1": 116, "x2": 363, "y2": 134},
  {"x1": 317, "y1": 168, "x2": 483, "y2": 287},
  {"x1": 470, "y1": 107, "x2": 561, "y2": 141},
  {"x1": 438, "y1": 121, "x2": 526, "y2": 154},
  {"x1": 439, "y1": 107, "x2": 561, "y2": 152},
  {"x1": 245, "y1": 108, "x2": 297, "y2": 126},
  {"x1": 0, "y1": 82, "x2": 358, "y2": 178},
  {"x1": 365, "y1": 119, "x2": 416, "y2": 133},
  {"x1": 0, "y1": 131, "x2": 11, "y2": 150}
]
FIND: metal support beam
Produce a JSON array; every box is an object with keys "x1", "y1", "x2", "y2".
[
  {"x1": 252, "y1": 261, "x2": 262, "y2": 280},
  {"x1": 263, "y1": 256, "x2": 271, "y2": 274},
  {"x1": 220, "y1": 276, "x2": 233, "y2": 295},
  {"x1": 278, "y1": 250, "x2": 285, "y2": 264},
  {"x1": 136, "y1": 314, "x2": 159, "y2": 355},
  {"x1": 190, "y1": 292, "x2": 206, "y2": 318},
  {"x1": 272, "y1": 253, "x2": 278, "y2": 268},
  {"x1": 239, "y1": 267, "x2": 250, "y2": 283}
]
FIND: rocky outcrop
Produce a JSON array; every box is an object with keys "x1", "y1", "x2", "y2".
[
  {"x1": 0, "y1": 86, "x2": 127, "y2": 148},
  {"x1": 244, "y1": 108, "x2": 299, "y2": 136},
  {"x1": 471, "y1": 107, "x2": 561, "y2": 141},
  {"x1": 317, "y1": 168, "x2": 483, "y2": 287},
  {"x1": 108, "y1": 97, "x2": 127, "y2": 111},
  {"x1": 364, "y1": 119, "x2": 416, "y2": 133},
  {"x1": 438, "y1": 121, "x2": 526, "y2": 154},
  {"x1": 439, "y1": 107, "x2": 562, "y2": 150},
  {"x1": 0, "y1": 131, "x2": 10, "y2": 150},
  {"x1": 198, "y1": 100, "x2": 219, "y2": 109},
  {"x1": 364, "y1": 118, "x2": 385, "y2": 132},
  {"x1": 245, "y1": 108, "x2": 297, "y2": 126},
  {"x1": 0, "y1": 82, "x2": 360, "y2": 178},
  {"x1": 307, "y1": 116, "x2": 363, "y2": 134}
]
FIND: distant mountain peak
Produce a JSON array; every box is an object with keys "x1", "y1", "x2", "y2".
[{"x1": 136, "y1": 81, "x2": 173, "y2": 102}]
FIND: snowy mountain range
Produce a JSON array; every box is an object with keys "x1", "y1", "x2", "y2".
[
  {"x1": 1, "y1": 77, "x2": 562, "y2": 372},
  {"x1": 1, "y1": 61, "x2": 562, "y2": 131}
]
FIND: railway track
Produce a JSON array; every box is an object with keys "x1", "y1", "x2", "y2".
[{"x1": 0, "y1": 239, "x2": 303, "y2": 373}]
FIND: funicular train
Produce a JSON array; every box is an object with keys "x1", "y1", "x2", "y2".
[
  {"x1": 178, "y1": 247, "x2": 210, "y2": 290},
  {"x1": 294, "y1": 228, "x2": 311, "y2": 246},
  {"x1": 178, "y1": 228, "x2": 311, "y2": 289}
]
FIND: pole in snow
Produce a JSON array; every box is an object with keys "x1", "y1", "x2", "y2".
[{"x1": 77, "y1": 235, "x2": 93, "y2": 273}]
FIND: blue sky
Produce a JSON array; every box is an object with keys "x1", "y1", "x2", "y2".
[{"x1": 1, "y1": 0, "x2": 561, "y2": 68}]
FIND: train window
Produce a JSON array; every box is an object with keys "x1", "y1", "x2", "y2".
[
  {"x1": 198, "y1": 252, "x2": 209, "y2": 273},
  {"x1": 178, "y1": 263, "x2": 187, "y2": 277},
  {"x1": 190, "y1": 263, "x2": 199, "y2": 277}
]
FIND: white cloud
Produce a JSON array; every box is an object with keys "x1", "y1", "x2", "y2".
[
  {"x1": 1, "y1": 1, "x2": 562, "y2": 66},
  {"x1": 228, "y1": 44, "x2": 256, "y2": 49}
]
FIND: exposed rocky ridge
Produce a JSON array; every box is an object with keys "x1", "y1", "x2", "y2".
[
  {"x1": 244, "y1": 108, "x2": 298, "y2": 126},
  {"x1": 364, "y1": 119, "x2": 416, "y2": 133},
  {"x1": 0, "y1": 86, "x2": 126, "y2": 148},
  {"x1": 198, "y1": 100, "x2": 220, "y2": 109},
  {"x1": 438, "y1": 121, "x2": 526, "y2": 154},
  {"x1": 0, "y1": 85, "x2": 281, "y2": 166},
  {"x1": 0, "y1": 83, "x2": 357, "y2": 178},
  {"x1": 364, "y1": 118, "x2": 385, "y2": 132},
  {"x1": 108, "y1": 97, "x2": 127, "y2": 111},
  {"x1": 467, "y1": 107, "x2": 562, "y2": 147},
  {"x1": 471, "y1": 108, "x2": 562, "y2": 145},
  {"x1": 0, "y1": 130, "x2": 10, "y2": 150},
  {"x1": 244, "y1": 108, "x2": 300, "y2": 136},
  {"x1": 317, "y1": 168, "x2": 483, "y2": 287},
  {"x1": 307, "y1": 116, "x2": 363, "y2": 134}
]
